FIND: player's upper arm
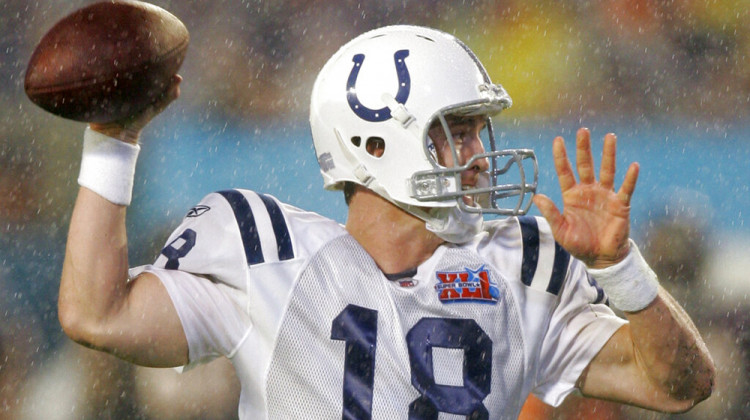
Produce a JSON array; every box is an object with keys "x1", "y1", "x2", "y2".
[
  {"x1": 132, "y1": 189, "x2": 281, "y2": 367},
  {"x1": 79, "y1": 271, "x2": 189, "y2": 368},
  {"x1": 96, "y1": 191, "x2": 245, "y2": 368}
]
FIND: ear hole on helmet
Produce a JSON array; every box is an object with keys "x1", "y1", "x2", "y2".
[
  {"x1": 350, "y1": 136, "x2": 362, "y2": 147},
  {"x1": 365, "y1": 137, "x2": 385, "y2": 158}
]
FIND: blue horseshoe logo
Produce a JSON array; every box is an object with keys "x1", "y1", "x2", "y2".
[{"x1": 346, "y1": 49, "x2": 411, "y2": 122}]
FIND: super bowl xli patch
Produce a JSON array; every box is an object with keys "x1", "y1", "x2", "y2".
[{"x1": 435, "y1": 265, "x2": 499, "y2": 304}]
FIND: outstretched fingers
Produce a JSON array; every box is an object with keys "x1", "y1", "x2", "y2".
[
  {"x1": 599, "y1": 133, "x2": 617, "y2": 190},
  {"x1": 552, "y1": 136, "x2": 577, "y2": 193},
  {"x1": 547, "y1": 128, "x2": 638, "y2": 210},
  {"x1": 575, "y1": 128, "x2": 596, "y2": 184},
  {"x1": 532, "y1": 194, "x2": 563, "y2": 231},
  {"x1": 617, "y1": 162, "x2": 640, "y2": 205}
]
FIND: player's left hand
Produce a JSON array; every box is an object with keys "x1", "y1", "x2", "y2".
[{"x1": 533, "y1": 127, "x2": 639, "y2": 269}]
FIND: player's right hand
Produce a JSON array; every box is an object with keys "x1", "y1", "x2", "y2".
[
  {"x1": 532, "y1": 127, "x2": 639, "y2": 269},
  {"x1": 89, "y1": 74, "x2": 182, "y2": 144}
]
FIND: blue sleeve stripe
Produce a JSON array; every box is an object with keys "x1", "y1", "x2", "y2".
[
  {"x1": 518, "y1": 215, "x2": 539, "y2": 287},
  {"x1": 218, "y1": 189, "x2": 264, "y2": 265},
  {"x1": 547, "y1": 242, "x2": 570, "y2": 295},
  {"x1": 258, "y1": 193, "x2": 294, "y2": 261}
]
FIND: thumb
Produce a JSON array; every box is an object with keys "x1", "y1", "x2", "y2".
[{"x1": 533, "y1": 194, "x2": 563, "y2": 232}]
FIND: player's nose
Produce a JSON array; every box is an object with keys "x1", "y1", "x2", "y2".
[{"x1": 463, "y1": 135, "x2": 489, "y2": 172}]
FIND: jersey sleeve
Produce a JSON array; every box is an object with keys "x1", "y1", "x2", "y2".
[
  {"x1": 131, "y1": 264, "x2": 251, "y2": 368},
  {"x1": 533, "y1": 258, "x2": 626, "y2": 405},
  {"x1": 151, "y1": 190, "x2": 259, "y2": 291},
  {"x1": 131, "y1": 189, "x2": 299, "y2": 368},
  {"x1": 515, "y1": 216, "x2": 627, "y2": 406}
]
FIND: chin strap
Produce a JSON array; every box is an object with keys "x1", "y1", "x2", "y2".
[
  {"x1": 424, "y1": 207, "x2": 483, "y2": 244},
  {"x1": 403, "y1": 203, "x2": 483, "y2": 244}
]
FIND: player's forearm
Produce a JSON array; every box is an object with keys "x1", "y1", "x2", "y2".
[
  {"x1": 584, "y1": 242, "x2": 715, "y2": 411},
  {"x1": 59, "y1": 187, "x2": 132, "y2": 347},
  {"x1": 626, "y1": 287, "x2": 715, "y2": 404}
]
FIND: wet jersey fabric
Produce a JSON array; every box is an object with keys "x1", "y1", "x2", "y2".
[{"x1": 131, "y1": 188, "x2": 625, "y2": 420}]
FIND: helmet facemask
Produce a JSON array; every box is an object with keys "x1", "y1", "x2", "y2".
[{"x1": 410, "y1": 100, "x2": 538, "y2": 218}]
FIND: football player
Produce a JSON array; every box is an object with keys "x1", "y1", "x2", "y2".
[{"x1": 58, "y1": 25, "x2": 714, "y2": 419}]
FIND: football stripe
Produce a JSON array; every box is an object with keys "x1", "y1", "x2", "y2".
[
  {"x1": 518, "y1": 215, "x2": 567, "y2": 296},
  {"x1": 530, "y1": 219, "x2": 556, "y2": 293},
  {"x1": 243, "y1": 192, "x2": 281, "y2": 264},
  {"x1": 518, "y1": 216, "x2": 539, "y2": 287},
  {"x1": 258, "y1": 194, "x2": 294, "y2": 261},
  {"x1": 218, "y1": 189, "x2": 264, "y2": 265},
  {"x1": 547, "y1": 243, "x2": 570, "y2": 295}
]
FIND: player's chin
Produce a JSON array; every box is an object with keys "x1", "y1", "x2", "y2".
[
  {"x1": 462, "y1": 195, "x2": 481, "y2": 209},
  {"x1": 462, "y1": 191, "x2": 492, "y2": 210}
]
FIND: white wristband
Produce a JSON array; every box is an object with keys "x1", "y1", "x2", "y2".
[
  {"x1": 78, "y1": 126, "x2": 141, "y2": 205},
  {"x1": 586, "y1": 239, "x2": 659, "y2": 312}
]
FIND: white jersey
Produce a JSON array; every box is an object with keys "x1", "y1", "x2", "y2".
[{"x1": 132, "y1": 188, "x2": 625, "y2": 420}]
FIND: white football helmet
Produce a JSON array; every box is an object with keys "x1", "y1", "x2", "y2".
[{"x1": 310, "y1": 25, "x2": 537, "y2": 242}]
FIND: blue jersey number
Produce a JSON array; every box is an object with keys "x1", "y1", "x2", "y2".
[
  {"x1": 331, "y1": 306, "x2": 492, "y2": 419},
  {"x1": 160, "y1": 229, "x2": 197, "y2": 269},
  {"x1": 331, "y1": 305, "x2": 379, "y2": 420}
]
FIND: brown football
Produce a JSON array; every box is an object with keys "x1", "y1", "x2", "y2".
[{"x1": 24, "y1": 0, "x2": 189, "y2": 123}]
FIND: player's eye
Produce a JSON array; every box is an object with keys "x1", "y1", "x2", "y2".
[{"x1": 452, "y1": 130, "x2": 467, "y2": 141}]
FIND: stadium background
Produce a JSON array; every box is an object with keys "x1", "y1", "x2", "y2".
[{"x1": 1, "y1": 0, "x2": 748, "y2": 418}]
